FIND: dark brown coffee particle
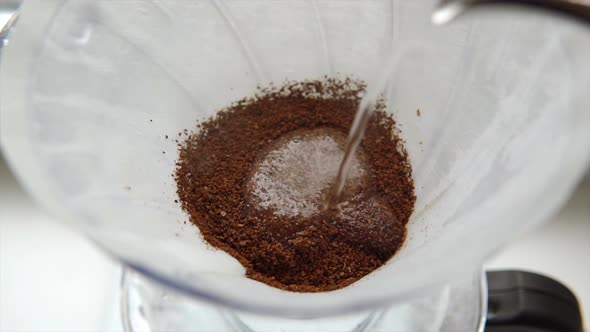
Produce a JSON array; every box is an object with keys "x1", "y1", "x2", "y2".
[{"x1": 175, "y1": 78, "x2": 415, "y2": 292}]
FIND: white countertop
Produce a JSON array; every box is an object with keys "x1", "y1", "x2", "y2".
[{"x1": 1, "y1": 157, "x2": 589, "y2": 332}]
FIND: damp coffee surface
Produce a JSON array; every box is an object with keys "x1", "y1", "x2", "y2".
[{"x1": 175, "y1": 79, "x2": 415, "y2": 292}]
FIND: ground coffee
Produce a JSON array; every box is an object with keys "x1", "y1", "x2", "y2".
[{"x1": 175, "y1": 78, "x2": 415, "y2": 292}]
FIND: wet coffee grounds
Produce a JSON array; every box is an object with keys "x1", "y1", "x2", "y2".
[{"x1": 175, "y1": 78, "x2": 415, "y2": 292}]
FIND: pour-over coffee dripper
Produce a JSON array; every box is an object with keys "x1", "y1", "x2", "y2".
[{"x1": 1, "y1": 1, "x2": 589, "y2": 331}]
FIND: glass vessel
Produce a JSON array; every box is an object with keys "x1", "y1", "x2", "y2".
[{"x1": 1, "y1": 0, "x2": 589, "y2": 331}]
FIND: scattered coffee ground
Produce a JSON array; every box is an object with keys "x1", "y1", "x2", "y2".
[{"x1": 175, "y1": 78, "x2": 415, "y2": 292}]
